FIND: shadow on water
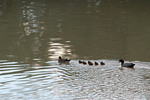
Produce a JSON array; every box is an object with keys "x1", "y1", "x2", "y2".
[{"x1": 0, "y1": 0, "x2": 150, "y2": 99}]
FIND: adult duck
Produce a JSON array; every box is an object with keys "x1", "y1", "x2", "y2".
[
  {"x1": 58, "y1": 56, "x2": 70, "y2": 64},
  {"x1": 119, "y1": 59, "x2": 135, "y2": 68}
]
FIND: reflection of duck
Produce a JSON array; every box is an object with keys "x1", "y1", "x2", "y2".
[
  {"x1": 95, "y1": 62, "x2": 99, "y2": 66},
  {"x1": 58, "y1": 56, "x2": 70, "y2": 64},
  {"x1": 88, "y1": 61, "x2": 93, "y2": 66},
  {"x1": 119, "y1": 59, "x2": 135, "y2": 68},
  {"x1": 100, "y1": 62, "x2": 105, "y2": 65}
]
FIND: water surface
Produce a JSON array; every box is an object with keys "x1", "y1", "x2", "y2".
[{"x1": 0, "y1": 0, "x2": 150, "y2": 99}]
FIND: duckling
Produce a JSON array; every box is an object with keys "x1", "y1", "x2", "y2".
[
  {"x1": 95, "y1": 62, "x2": 99, "y2": 66},
  {"x1": 100, "y1": 62, "x2": 105, "y2": 65},
  {"x1": 82, "y1": 61, "x2": 87, "y2": 65},
  {"x1": 79, "y1": 60, "x2": 83, "y2": 64},
  {"x1": 88, "y1": 61, "x2": 93, "y2": 66},
  {"x1": 58, "y1": 56, "x2": 70, "y2": 64},
  {"x1": 119, "y1": 59, "x2": 135, "y2": 68}
]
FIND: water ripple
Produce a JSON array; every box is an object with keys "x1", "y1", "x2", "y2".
[{"x1": 0, "y1": 59, "x2": 150, "y2": 99}]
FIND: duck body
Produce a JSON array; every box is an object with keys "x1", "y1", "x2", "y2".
[
  {"x1": 119, "y1": 59, "x2": 135, "y2": 68},
  {"x1": 88, "y1": 61, "x2": 93, "y2": 66},
  {"x1": 79, "y1": 60, "x2": 83, "y2": 64},
  {"x1": 95, "y1": 62, "x2": 99, "y2": 66},
  {"x1": 121, "y1": 63, "x2": 135, "y2": 68},
  {"x1": 82, "y1": 61, "x2": 87, "y2": 65},
  {"x1": 100, "y1": 62, "x2": 105, "y2": 65},
  {"x1": 58, "y1": 56, "x2": 70, "y2": 64}
]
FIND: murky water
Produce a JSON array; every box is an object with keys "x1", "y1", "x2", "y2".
[{"x1": 0, "y1": 0, "x2": 150, "y2": 100}]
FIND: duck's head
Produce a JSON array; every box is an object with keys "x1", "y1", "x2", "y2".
[
  {"x1": 59, "y1": 56, "x2": 62, "y2": 59},
  {"x1": 119, "y1": 59, "x2": 124, "y2": 65}
]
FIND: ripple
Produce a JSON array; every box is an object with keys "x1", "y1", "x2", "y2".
[
  {"x1": 0, "y1": 62, "x2": 18, "y2": 65},
  {"x1": 0, "y1": 59, "x2": 150, "y2": 99}
]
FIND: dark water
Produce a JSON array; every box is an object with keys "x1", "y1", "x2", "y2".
[{"x1": 0, "y1": 0, "x2": 150, "y2": 100}]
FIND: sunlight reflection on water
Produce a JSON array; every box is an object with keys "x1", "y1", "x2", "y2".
[{"x1": 48, "y1": 38, "x2": 76, "y2": 60}]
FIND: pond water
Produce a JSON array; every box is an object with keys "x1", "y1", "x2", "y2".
[{"x1": 0, "y1": 0, "x2": 150, "y2": 100}]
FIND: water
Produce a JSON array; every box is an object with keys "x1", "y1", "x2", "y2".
[
  {"x1": 0, "y1": 0, "x2": 150, "y2": 100},
  {"x1": 0, "y1": 60, "x2": 150, "y2": 99}
]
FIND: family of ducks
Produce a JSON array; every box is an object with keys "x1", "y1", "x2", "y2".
[
  {"x1": 58, "y1": 56, "x2": 135, "y2": 68},
  {"x1": 79, "y1": 60, "x2": 105, "y2": 66}
]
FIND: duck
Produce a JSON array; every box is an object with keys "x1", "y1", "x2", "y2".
[
  {"x1": 100, "y1": 62, "x2": 105, "y2": 65},
  {"x1": 95, "y1": 62, "x2": 99, "y2": 66},
  {"x1": 58, "y1": 56, "x2": 70, "y2": 64},
  {"x1": 82, "y1": 61, "x2": 87, "y2": 65},
  {"x1": 119, "y1": 59, "x2": 135, "y2": 68},
  {"x1": 88, "y1": 61, "x2": 93, "y2": 66},
  {"x1": 79, "y1": 60, "x2": 83, "y2": 64}
]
